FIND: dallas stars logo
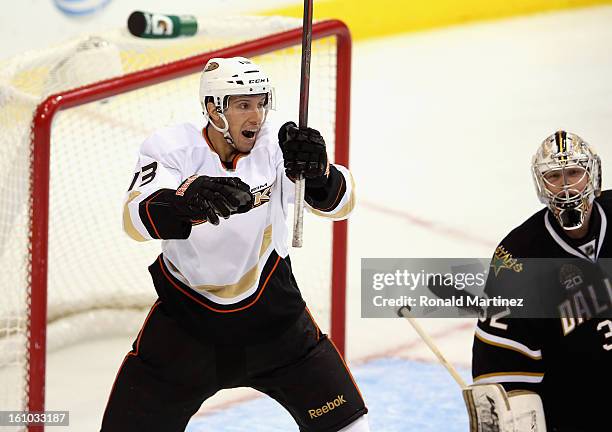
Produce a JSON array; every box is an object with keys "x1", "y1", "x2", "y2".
[{"x1": 490, "y1": 246, "x2": 524, "y2": 277}]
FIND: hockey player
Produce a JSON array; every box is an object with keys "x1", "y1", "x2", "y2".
[
  {"x1": 470, "y1": 131, "x2": 612, "y2": 431},
  {"x1": 101, "y1": 57, "x2": 368, "y2": 432}
]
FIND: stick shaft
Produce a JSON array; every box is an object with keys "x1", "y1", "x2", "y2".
[
  {"x1": 298, "y1": 0, "x2": 313, "y2": 128},
  {"x1": 398, "y1": 307, "x2": 467, "y2": 389},
  {"x1": 292, "y1": 0, "x2": 314, "y2": 248}
]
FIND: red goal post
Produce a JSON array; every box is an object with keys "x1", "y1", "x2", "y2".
[{"x1": 25, "y1": 19, "x2": 351, "y2": 424}]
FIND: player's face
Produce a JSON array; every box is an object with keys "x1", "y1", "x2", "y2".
[
  {"x1": 225, "y1": 94, "x2": 268, "y2": 153},
  {"x1": 543, "y1": 166, "x2": 589, "y2": 196}
]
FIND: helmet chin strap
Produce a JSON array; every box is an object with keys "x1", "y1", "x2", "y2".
[{"x1": 208, "y1": 113, "x2": 236, "y2": 148}]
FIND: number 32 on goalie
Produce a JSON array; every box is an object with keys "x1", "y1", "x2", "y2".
[
  {"x1": 478, "y1": 307, "x2": 510, "y2": 331},
  {"x1": 127, "y1": 162, "x2": 158, "y2": 191}
]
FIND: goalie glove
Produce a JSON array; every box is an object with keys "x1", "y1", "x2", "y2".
[
  {"x1": 174, "y1": 175, "x2": 254, "y2": 225},
  {"x1": 463, "y1": 383, "x2": 546, "y2": 432},
  {"x1": 278, "y1": 121, "x2": 330, "y2": 188}
]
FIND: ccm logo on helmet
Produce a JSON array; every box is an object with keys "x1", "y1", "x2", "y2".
[{"x1": 248, "y1": 78, "x2": 269, "y2": 84}]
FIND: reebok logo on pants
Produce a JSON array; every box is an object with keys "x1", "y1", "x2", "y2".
[{"x1": 308, "y1": 394, "x2": 347, "y2": 418}]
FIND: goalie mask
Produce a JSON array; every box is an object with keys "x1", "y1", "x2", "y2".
[
  {"x1": 199, "y1": 57, "x2": 275, "y2": 147},
  {"x1": 532, "y1": 130, "x2": 601, "y2": 230}
]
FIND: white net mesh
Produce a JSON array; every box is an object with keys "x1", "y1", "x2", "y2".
[{"x1": 0, "y1": 15, "x2": 343, "y2": 417}]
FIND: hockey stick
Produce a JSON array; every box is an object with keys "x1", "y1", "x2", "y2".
[
  {"x1": 397, "y1": 306, "x2": 467, "y2": 389},
  {"x1": 292, "y1": 0, "x2": 314, "y2": 248}
]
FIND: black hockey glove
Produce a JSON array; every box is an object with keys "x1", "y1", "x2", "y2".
[
  {"x1": 174, "y1": 175, "x2": 254, "y2": 226},
  {"x1": 278, "y1": 122, "x2": 330, "y2": 188}
]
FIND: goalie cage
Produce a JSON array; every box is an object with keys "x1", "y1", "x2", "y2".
[{"x1": 0, "y1": 16, "x2": 351, "y2": 431}]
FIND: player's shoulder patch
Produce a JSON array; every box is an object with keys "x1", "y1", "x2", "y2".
[{"x1": 490, "y1": 242, "x2": 525, "y2": 277}]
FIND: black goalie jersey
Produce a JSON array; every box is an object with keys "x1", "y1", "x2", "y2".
[{"x1": 472, "y1": 191, "x2": 612, "y2": 432}]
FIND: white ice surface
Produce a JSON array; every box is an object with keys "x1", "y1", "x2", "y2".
[{"x1": 34, "y1": 5, "x2": 612, "y2": 431}]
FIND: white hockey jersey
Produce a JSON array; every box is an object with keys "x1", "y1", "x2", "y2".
[{"x1": 123, "y1": 120, "x2": 354, "y2": 306}]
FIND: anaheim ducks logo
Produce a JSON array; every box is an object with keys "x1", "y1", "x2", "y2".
[{"x1": 204, "y1": 62, "x2": 219, "y2": 72}]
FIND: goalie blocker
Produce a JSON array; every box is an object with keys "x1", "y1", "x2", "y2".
[{"x1": 463, "y1": 384, "x2": 546, "y2": 432}]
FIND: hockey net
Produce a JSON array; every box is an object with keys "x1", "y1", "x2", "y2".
[{"x1": 0, "y1": 16, "x2": 350, "y2": 423}]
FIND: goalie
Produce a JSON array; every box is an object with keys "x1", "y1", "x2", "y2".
[
  {"x1": 101, "y1": 57, "x2": 368, "y2": 431},
  {"x1": 470, "y1": 131, "x2": 611, "y2": 431}
]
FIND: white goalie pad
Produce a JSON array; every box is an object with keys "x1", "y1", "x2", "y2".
[{"x1": 463, "y1": 383, "x2": 546, "y2": 432}]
